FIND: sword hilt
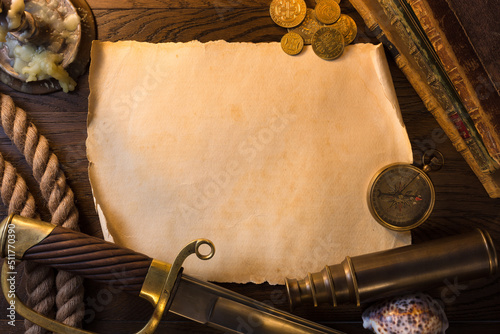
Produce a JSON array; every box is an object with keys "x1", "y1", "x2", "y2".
[
  {"x1": 0, "y1": 214, "x2": 215, "y2": 334},
  {"x1": 3, "y1": 215, "x2": 153, "y2": 294}
]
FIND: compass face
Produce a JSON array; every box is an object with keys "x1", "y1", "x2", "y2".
[{"x1": 368, "y1": 164, "x2": 435, "y2": 231}]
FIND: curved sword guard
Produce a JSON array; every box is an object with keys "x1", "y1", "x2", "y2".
[
  {"x1": 1, "y1": 238, "x2": 215, "y2": 334},
  {"x1": 137, "y1": 238, "x2": 215, "y2": 334}
]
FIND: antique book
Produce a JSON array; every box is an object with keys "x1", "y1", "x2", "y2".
[
  {"x1": 406, "y1": 0, "x2": 500, "y2": 166},
  {"x1": 349, "y1": 0, "x2": 500, "y2": 198}
]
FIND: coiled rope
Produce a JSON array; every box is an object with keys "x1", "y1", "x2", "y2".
[{"x1": 0, "y1": 94, "x2": 84, "y2": 333}]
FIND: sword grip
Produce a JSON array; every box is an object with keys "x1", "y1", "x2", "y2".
[{"x1": 1, "y1": 214, "x2": 153, "y2": 295}]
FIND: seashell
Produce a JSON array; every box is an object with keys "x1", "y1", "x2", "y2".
[{"x1": 362, "y1": 293, "x2": 449, "y2": 334}]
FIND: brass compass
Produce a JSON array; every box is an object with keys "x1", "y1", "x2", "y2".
[{"x1": 368, "y1": 152, "x2": 443, "y2": 231}]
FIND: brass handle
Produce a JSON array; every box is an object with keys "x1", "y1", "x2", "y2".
[
  {"x1": 0, "y1": 214, "x2": 215, "y2": 334},
  {"x1": 1, "y1": 214, "x2": 153, "y2": 294}
]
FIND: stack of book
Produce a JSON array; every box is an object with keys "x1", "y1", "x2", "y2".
[{"x1": 349, "y1": 0, "x2": 500, "y2": 197}]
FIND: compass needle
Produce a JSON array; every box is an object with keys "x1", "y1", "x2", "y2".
[{"x1": 399, "y1": 174, "x2": 420, "y2": 193}]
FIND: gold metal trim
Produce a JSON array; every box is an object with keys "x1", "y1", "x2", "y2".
[
  {"x1": 324, "y1": 265, "x2": 337, "y2": 307},
  {"x1": 478, "y1": 229, "x2": 498, "y2": 276},
  {"x1": 0, "y1": 214, "x2": 56, "y2": 259},
  {"x1": 308, "y1": 272, "x2": 318, "y2": 307},
  {"x1": 0, "y1": 215, "x2": 11, "y2": 258},
  {"x1": 139, "y1": 259, "x2": 172, "y2": 306},
  {"x1": 345, "y1": 256, "x2": 360, "y2": 307}
]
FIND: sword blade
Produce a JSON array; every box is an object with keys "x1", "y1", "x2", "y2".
[{"x1": 170, "y1": 274, "x2": 344, "y2": 334}]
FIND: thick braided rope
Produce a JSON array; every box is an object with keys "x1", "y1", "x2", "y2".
[
  {"x1": 0, "y1": 152, "x2": 55, "y2": 334},
  {"x1": 0, "y1": 94, "x2": 85, "y2": 329}
]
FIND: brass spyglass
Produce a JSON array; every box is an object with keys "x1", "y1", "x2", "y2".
[{"x1": 285, "y1": 229, "x2": 498, "y2": 309}]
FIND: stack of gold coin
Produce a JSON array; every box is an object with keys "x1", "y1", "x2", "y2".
[{"x1": 270, "y1": 0, "x2": 358, "y2": 59}]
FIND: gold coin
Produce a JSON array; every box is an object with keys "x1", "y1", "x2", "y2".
[
  {"x1": 281, "y1": 32, "x2": 304, "y2": 55},
  {"x1": 342, "y1": 15, "x2": 357, "y2": 45},
  {"x1": 315, "y1": 0, "x2": 341, "y2": 25},
  {"x1": 312, "y1": 27, "x2": 344, "y2": 60},
  {"x1": 326, "y1": 14, "x2": 357, "y2": 45},
  {"x1": 288, "y1": 9, "x2": 324, "y2": 44},
  {"x1": 326, "y1": 14, "x2": 349, "y2": 35},
  {"x1": 270, "y1": 0, "x2": 307, "y2": 28}
]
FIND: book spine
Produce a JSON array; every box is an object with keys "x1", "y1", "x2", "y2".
[
  {"x1": 407, "y1": 0, "x2": 500, "y2": 166},
  {"x1": 386, "y1": 0, "x2": 495, "y2": 172},
  {"x1": 349, "y1": 0, "x2": 500, "y2": 197}
]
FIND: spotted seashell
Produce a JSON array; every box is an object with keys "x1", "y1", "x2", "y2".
[{"x1": 362, "y1": 293, "x2": 449, "y2": 334}]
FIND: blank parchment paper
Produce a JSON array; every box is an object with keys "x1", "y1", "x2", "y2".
[{"x1": 87, "y1": 41, "x2": 412, "y2": 284}]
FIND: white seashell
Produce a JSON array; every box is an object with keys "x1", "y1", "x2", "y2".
[{"x1": 362, "y1": 293, "x2": 449, "y2": 334}]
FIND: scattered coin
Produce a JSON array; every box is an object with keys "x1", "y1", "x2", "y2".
[
  {"x1": 288, "y1": 9, "x2": 324, "y2": 44},
  {"x1": 312, "y1": 27, "x2": 344, "y2": 60},
  {"x1": 314, "y1": 0, "x2": 341, "y2": 25},
  {"x1": 327, "y1": 14, "x2": 357, "y2": 45},
  {"x1": 271, "y1": 0, "x2": 356, "y2": 59},
  {"x1": 281, "y1": 32, "x2": 305, "y2": 55},
  {"x1": 270, "y1": 0, "x2": 307, "y2": 28}
]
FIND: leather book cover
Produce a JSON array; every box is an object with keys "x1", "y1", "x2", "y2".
[
  {"x1": 408, "y1": 0, "x2": 500, "y2": 166},
  {"x1": 445, "y1": 0, "x2": 500, "y2": 95}
]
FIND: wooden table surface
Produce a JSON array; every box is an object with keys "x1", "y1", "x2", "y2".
[{"x1": 0, "y1": 1, "x2": 499, "y2": 333}]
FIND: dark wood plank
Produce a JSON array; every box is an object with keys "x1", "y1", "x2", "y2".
[
  {"x1": 87, "y1": 0, "x2": 271, "y2": 9},
  {"x1": 86, "y1": 0, "x2": 324, "y2": 10},
  {"x1": 94, "y1": 8, "x2": 284, "y2": 43}
]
